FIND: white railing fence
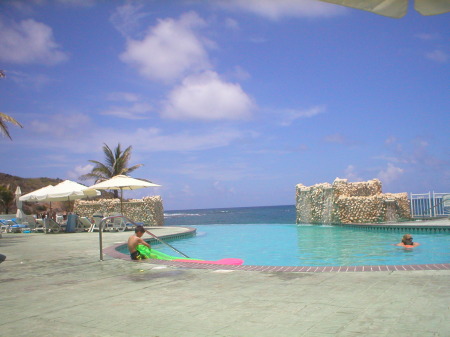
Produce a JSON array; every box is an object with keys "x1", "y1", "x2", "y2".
[{"x1": 410, "y1": 192, "x2": 450, "y2": 218}]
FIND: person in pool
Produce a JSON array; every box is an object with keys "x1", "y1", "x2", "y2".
[
  {"x1": 396, "y1": 234, "x2": 420, "y2": 247},
  {"x1": 128, "y1": 225, "x2": 151, "y2": 260}
]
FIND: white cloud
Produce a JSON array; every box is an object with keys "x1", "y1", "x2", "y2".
[
  {"x1": 0, "y1": 17, "x2": 68, "y2": 65},
  {"x1": 415, "y1": 33, "x2": 439, "y2": 41},
  {"x1": 343, "y1": 165, "x2": 363, "y2": 182},
  {"x1": 174, "y1": 161, "x2": 253, "y2": 181},
  {"x1": 279, "y1": 105, "x2": 325, "y2": 126},
  {"x1": 30, "y1": 113, "x2": 90, "y2": 137},
  {"x1": 55, "y1": 0, "x2": 96, "y2": 6},
  {"x1": 161, "y1": 71, "x2": 255, "y2": 121},
  {"x1": 215, "y1": 0, "x2": 344, "y2": 20},
  {"x1": 377, "y1": 163, "x2": 404, "y2": 184},
  {"x1": 426, "y1": 49, "x2": 448, "y2": 63},
  {"x1": 120, "y1": 11, "x2": 211, "y2": 83},
  {"x1": 224, "y1": 17, "x2": 240, "y2": 30},
  {"x1": 110, "y1": 2, "x2": 149, "y2": 37},
  {"x1": 384, "y1": 136, "x2": 397, "y2": 145},
  {"x1": 67, "y1": 164, "x2": 94, "y2": 181},
  {"x1": 107, "y1": 92, "x2": 140, "y2": 102},
  {"x1": 15, "y1": 111, "x2": 252, "y2": 155},
  {"x1": 229, "y1": 65, "x2": 251, "y2": 81},
  {"x1": 132, "y1": 127, "x2": 248, "y2": 152},
  {"x1": 213, "y1": 181, "x2": 236, "y2": 194},
  {"x1": 324, "y1": 132, "x2": 346, "y2": 144},
  {"x1": 181, "y1": 184, "x2": 195, "y2": 196},
  {"x1": 100, "y1": 102, "x2": 153, "y2": 120},
  {"x1": 102, "y1": 92, "x2": 152, "y2": 119},
  {"x1": 8, "y1": 70, "x2": 53, "y2": 89}
]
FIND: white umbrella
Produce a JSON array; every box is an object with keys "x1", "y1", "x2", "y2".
[
  {"x1": 318, "y1": 0, "x2": 450, "y2": 18},
  {"x1": 88, "y1": 175, "x2": 161, "y2": 214},
  {"x1": 15, "y1": 186, "x2": 25, "y2": 223},
  {"x1": 20, "y1": 185, "x2": 56, "y2": 228},
  {"x1": 39, "y1": 180, "x2": 100, "y2": 202},
  {"x1": 21, "y1": 181, "x2": 100, "y2": 202},
  {"x1": 20, "y1": 181, "x2": 100, "y2": 213},
  {"x1": 20, "y1": 185, "x2": 55, "y2": 202}
]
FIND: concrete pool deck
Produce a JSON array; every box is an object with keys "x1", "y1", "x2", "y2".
[{"x1": 1, "y1": 220, "x2": 449, "y2": 336}]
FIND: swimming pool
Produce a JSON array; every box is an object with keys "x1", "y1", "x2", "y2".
[{"x1": 121, "y1": 224, "x2": 450, "y2": 267}]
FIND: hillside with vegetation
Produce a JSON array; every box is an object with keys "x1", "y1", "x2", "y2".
[{"x1": 0, "y1": 173, "x2": 64, "y2": 215}]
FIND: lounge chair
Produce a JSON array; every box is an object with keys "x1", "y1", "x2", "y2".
[
  {"x1": 35, "y1": 219, "x2": 45, "y2": 232},
  {"x1": 2, "y1": 219, "x2": 26, "y2": 233},
  {"x1": 77, "y1": 217, "x2": 93, "y2": 232},
  {"x1": 56, "y1": 215, "x2": 65, "y2": 224},
  {"x1": 88, "y1": 213, "x2": 104, "y2": 232},
  {"x1": 104, "y1": 213, "x2": 126, "y2": 232},
  {"x1": 24, "y1": 216, "x2": 38, "y2": 232},
  {"x1": 46, "y1": 218, "x2": 64, "y2": 233},
  {"x1": 0, "y1": 219, "x2": 11, "y2": 233},
  {"x1": 10, "y1": 223, "x2": 30, "y2": 233}
]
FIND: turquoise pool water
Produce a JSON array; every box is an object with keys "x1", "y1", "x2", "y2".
[{"x1": 119, "y1": 224, "x2": 450, "y2": 266}]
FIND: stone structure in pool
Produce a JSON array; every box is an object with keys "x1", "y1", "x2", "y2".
[{"x1": 296, "y1": 178, "x2": 411, "y2": 224}]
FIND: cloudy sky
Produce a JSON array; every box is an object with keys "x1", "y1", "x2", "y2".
[{"x1": 0, "y1": 0, "x2": 449, "y2": 210}]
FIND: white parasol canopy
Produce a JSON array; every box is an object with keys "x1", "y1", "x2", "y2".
[
  {"x1": 19, "y1": 185, "x2": 55, "y2": 202},
  {"x1": 317, "y1": 0, "x2": 450, "y2": 18},
  {"x1": 15, "y1": 186, "x2": 25, "y2": 222},
  {"x1": 38, "y1": 180, "x2": 100, "y2": 202},
  {"x1": 20, "y1": 181, "x2": 100, "y2": 202},
  {"x1": 88, "y1": 175, "x2": 161, "y2": 214}
]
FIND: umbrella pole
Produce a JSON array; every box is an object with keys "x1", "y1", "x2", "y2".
[
  {"x1": 120, "y1": 188, "x2": 123, "y2": 215},
  {"x1": 99, "y1": 220, "x2": 103, "y2": 261}
]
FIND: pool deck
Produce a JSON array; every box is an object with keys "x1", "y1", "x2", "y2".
[{"x1": 1, "y1": 219, "x2": 449, "y2": 336}]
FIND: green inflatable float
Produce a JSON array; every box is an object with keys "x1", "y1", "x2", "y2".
[
  {"x1": 136, "y1": 245, "x2": 244, "y2": 265},
  {"x1": 136, "y1": 245, "x2": 200, "y2": 261}
]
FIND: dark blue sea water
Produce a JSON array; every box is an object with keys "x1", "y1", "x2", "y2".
[{"x1": 164, "y1": 205, "x2": 296, "y2": 226}]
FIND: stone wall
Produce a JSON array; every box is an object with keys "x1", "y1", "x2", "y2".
[
  {"x1": 296, "y1": 178, "x2": 411, "y2": 224},
  {"x1": 73, "y1": 196, "x2": 164, "y2": 226}
]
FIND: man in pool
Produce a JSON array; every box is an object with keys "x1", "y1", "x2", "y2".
[
  {"x1": 396, "y1": 234, "x2": 420, "y2": 247},
  {"x1": 128, "y1": 225, "x2": 151, "y2": 260}
]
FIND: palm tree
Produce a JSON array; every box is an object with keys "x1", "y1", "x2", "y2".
[
  {"x1": 0, "y1": 185, "x2": 14, "y2": 214},
  {"x1": 1, "y1": 70, "x2": 23, "y2": 140},
  {"x1": 80, "y1": 143, "x2": 143, "y2": 198}
]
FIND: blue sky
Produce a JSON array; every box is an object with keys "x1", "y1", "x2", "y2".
[{"x1": 0, "y1": 0, "x2": 449, "y2": 210}]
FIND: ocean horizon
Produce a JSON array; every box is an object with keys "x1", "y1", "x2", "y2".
[{"x1": 164, "y1": 204, "x2": 296, "y2": 226}]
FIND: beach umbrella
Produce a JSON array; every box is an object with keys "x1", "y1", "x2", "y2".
[
  {"x1": 88, "y1": 175, "x2": 161, "y2": 214},
  {"x1": 38, "y1": 180, "x2": 100, "y2": 202},
  {"x1": 20, "y1": 181, "x2": 100, "y2": 212},
  {"x1": 20, "y1": 185, "x2": 55, "y2": 202},
  {"x1": 20, "y1": 185, "x2": 57, "y2": 222},
  {"x1": 40, "y1": 180, "x2": 101, "y2": 212},
  {"x1": 21, "y1": 181, "x2": 100, "y2": 202},
  {"x1": 317, "y1": 0, "x2": 450, "y2": 18},
  {"x1": 15, "y1": 186, "x2": 25, "y2": 223}
]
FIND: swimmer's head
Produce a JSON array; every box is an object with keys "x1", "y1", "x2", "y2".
[
  {"x1": 135, "y1": 225, "x2": 145, "y2": 234},
  {"x1": 401, "y1": 234, "x2": 413, "y2": 245}
]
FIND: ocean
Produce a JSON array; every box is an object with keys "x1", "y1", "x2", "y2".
[{"x1": 164, "y1": 205, "x2": 296, "y2": 226}]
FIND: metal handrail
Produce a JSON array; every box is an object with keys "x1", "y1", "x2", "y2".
[{"x1": 98, "y1": 215, "x2": 189, "y2": 261}]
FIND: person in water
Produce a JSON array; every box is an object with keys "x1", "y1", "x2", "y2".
[
  {"x1": 396, "y1": 234, "x2": 420, "y2": 247},
  {"x1": 128, "y1": 225, "x2": 151, "y2": 260}
]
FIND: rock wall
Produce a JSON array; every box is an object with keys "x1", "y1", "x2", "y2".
[
  {"x1": 73, "y1": 196, "x2": 164, "y2": 226},
  {"x1": 296, "y1": 178, "x2": 411, "y2": 224}
]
